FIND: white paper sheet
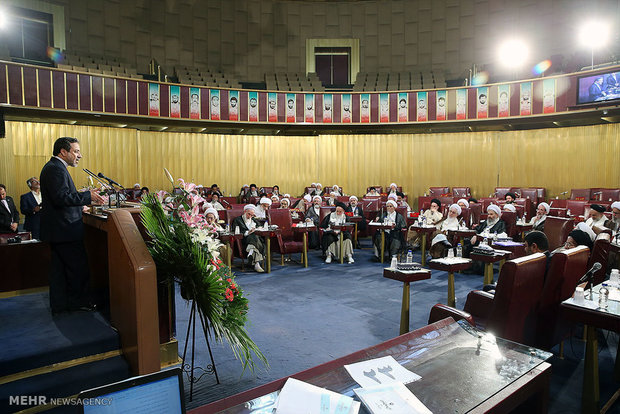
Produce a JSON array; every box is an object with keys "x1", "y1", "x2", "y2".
[
  {"x1": 275, "y1": 377, "x2": 360, "y2": 414},
  {"x1": 353, "y1": 382, "x2": 432, "y2": 414},
  {"x1": 344, "y1": 356, "x2": 421, "y2": 388}
]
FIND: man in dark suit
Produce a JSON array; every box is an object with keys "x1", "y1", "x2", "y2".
[
  {"x1": 0, "y1": 184, "x2": 20, "y2": 233},
  {"x1": 20, "y1": 177, "x2": 42, "y2": 239},
  {"x1": 40, "y1": 137, "x2": 104, "y2": 315}
]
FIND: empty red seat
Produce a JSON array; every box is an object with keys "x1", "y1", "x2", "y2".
[
  {"x1": 570, "y1": 188, "x2": 591, "y2": 201},
  {"x1": 543, "y1": 216, "x2": 575, "y2": 251}
]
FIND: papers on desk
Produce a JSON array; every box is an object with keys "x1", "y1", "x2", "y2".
[
  {"x1": 430, "y1": 257, "x2": 471, "y2": 265},
  {"x1": 275, "y1": 378, "x2": 360, "y2": 414},
  {"x1": 354, "y1": 383, "x2": 433, "y2": 414},
  {"x1": 344, "y1": 356, "x2": 421, "y2": 388},
  {"x1": 492, "y1": 240, "x2": 523, "y2": 247}
]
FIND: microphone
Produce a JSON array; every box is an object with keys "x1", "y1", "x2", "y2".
[
  {"x1": 560, "y1": 191, "x2": 568, "y2": 195},
  {"x1": 221, "y1": 198, "x2": 231, "y2": 208},
  {"x1": 578, "y1": 262, "x2": 602, "y2": 284},
  {"x1": 98, "y1": 172, "x2": 123, "y2": 188},
  {"x1": 366, "y1": 201, "x2": 372, "y2": 209},
  {"x1": 83, "y1": 169, "x2": 112, "y2": 189}
]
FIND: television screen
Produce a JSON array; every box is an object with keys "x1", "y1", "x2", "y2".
[
  {"x1": 577, "y1": 70, "x2": 620, "y2": 105},
  {"x1": 79, "y1": 368, "x2": 185, "y2": 413}
]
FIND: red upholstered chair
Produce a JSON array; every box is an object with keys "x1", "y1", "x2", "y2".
[
  {"x1": 469, "y1": 203, "x2": 482, "y2": 227},
  {"x1": 452, "y1": 187, "x2": 471, "y2": 198},
  {"x1": 550, "y1": 199, "x2": 567, "y2": 208},
  {"x1": 599, "y1": 188, "x2": 620, "y2": 202},
  {"x1": 217, "y1": 210, "x2": 227, "y2": 221},
  {"x1": 501, "y1": 211, "x2": 518, "y2": 238},
  {"x1": 566, "y1": 200, "x2": 587, "y2": 217},
  {"x1": 513, "y1": 198, "x2": 532, "y2": 218},
  {"x1": 519, "y1": 188, "x2": 539, "y2": 202},
  {"x1": 418, "y1": 196, "x2": 431, "y2": 211},
  {"x1": 536, "y1": 246, "x2": 590, "y2": 350},
  {"x1": 428, "y1": 303, "x2": 475, "y2": 326},
  {"x1": 589, "y1": 233, "x2": 612, "y2": 286},
  {"x1": 260, "y1": 186, "x2": 274, "y2": 195},
  {"x1": 429, "y1": 187, "x2": 450, "y2": 197},
  {"x1": 479, "y1": 198, "x2": 499, "y2": 211},
  {"x1": 457, "y1": 207, "x2": 472, "y2": 228},
  {"x1": 544, "y1": 216, "x2": 575, "y2": 251},
  {"x1": 548, "y1": 207, "x2": 568, "y2": 217},
  {"x1": 336, "y1": 196, "x2": 350, "y2": 204},
  {"x1": 535, "y1": 188, "x2": 546, "y2": 199},
  {"x1": 438, "y1": 196, "x2": 455, "y2": 210},
  {"x1": 268, "y1": 209, "x2": 305, "y2": 265},
  {"x1": 494, "y1": 187, "x2": 512, "y2": 198},
  {"x1": 570, "y1": 188, "x2": 591, "y2": 201},
  {"x1": 362, "y1": 198, "x2": 381, "y2": 224},
  {"x1": 430, "y1": 253, "x2": 547, "y2": 345}
]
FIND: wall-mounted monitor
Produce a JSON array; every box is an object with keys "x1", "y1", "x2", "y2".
[{"x1": 577, "y1": 70, "x2": 620, "y2": 105}]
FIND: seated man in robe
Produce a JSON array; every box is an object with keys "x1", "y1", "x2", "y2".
[
  {"x1": 457, "y1": 198, "x2": 469, "y2": 209},
  {"x1": 292, "y1": 194, "x2": 311, "y2": 213},
  {"x1": 407, "y1": 198, "x2": 443, "y2": 247},
  {"x1": 238, "y1": 184, "x2": 249, "y2": 201},
  {"x1": 388, "y1": 183, "x2": 398, "y2": 196},
  {"x1": 210, "y1": 193, "x2": 225, "y2": 210},
  {"x1": 204, "y1": 207, "x2": 229, "y2": 264},
  {"x1": 503, "y1": 203, "x2": 516, "y2": 213},
  {"x1": 327, "y1": 191, "x2": 338, "y2": 206},
  {"x1": 504, "y1": 192, "x2": 517, "y2": 204},
  {"x1": 271, "y1": 185, "x2": 280, "y2": 196},
  {"x1": 396, "y1": 191, "x2": 411, "y2": 212},
  {"x1": 606, "y1": 201, "x2": 620, "y2": 236},
  {"x1": 279, "y1": 198, "x2": 291, "y2": 209},
  {"x1": 346, "y1": 195, "x2": 367, "y2": 233},
  {"x1": 243, "y1": 183, "x2": 259, "y2": 203},
  {"x1": 314, "y1": 183, "x2": 324, "y2": 196},
  {"x1": 304, "y1": 195, "x2": 324, "y2": 249},
  {"x1": 529, "y1": 202, "x2": 550, "y2": 232},
  {"x1": 373, "y1": 199, "x2": 407, "y2": 260},
  {"x1": 436, "y1": 203, "x2": 461, "y2": 235},
  {"x1": 270, "y1": 194, "x2": 280, "y2": 204},
  {"x1": 255, "y1": 197, "x2": 272, "y2": 219},
  {"x1": 208, "y1": 184, "x2": 223, "y2": 197},
  {"x1": 365, "y1": 187, "x2": 380, "y2": 197},
  {"x1": 330, "y1": 185, "x2": 342, "y2": 196},
  {"x1": 463, "y1": 204, "x2": 507, "y2": 258},
  {"x1": 231, "y1": 205, "x2": 265, "y2": 273},
  {"x1": 586, "y1": 204, "x2": 608, "y2": 232},
  {"x1": 320, "y1": 201, "x2": 354, "y2": 264}
]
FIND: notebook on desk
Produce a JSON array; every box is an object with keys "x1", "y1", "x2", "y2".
[{"x1": 78, "y1": 368, "x2": 185, "y2": 413}]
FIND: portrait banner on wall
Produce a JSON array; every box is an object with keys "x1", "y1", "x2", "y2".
[
  {"x1": 416, "y1": 91, "x2": 427, "y2": 121},
  {"x1": 341, "y1": 94, "x2": 352, "y2": 123},
  {"x1": 268, "y1": 92, "x2": 277, "y2": 122},
  {"x1": 286, "y1": 93, "x2": 295, "y2": 122},
  {"x1": 169, "y1": 85, "x2": 180, "y2": 118},
  {"x1": 248, "y1": 91, "x2": 258, "y2": 122},
  {"x1": 360, "y1": 93, "x2": 370, "y2": 123},
  {"x1": 323, "y1": 94, "x2": 333, "y2": 123},
  {"x1": 456, "y1": 89, "x2": 467, "y2": 120},
  {"x1": 228, "y1": 90, "x2": 239, "y2": 121},
  {"x1": 436, "y1": 90, "x2": 446, "y2": 121},
  {"x1": 543, "y1": 78, "x2": 556, "y2": 114},
  {"x1": 189, "y1": 87, "x2": 199, "y2": 119},
  {"x1": 210, "y1": 89, "x2": 220, "y2": 120},
  {"x1": 379, "y1": 93, "x2": 389, "y2": 122},
  {"x1": 304, "y1": 93, "x2": 314, "y2": 123},
  {"x1": 498, "y1": 84, "x2": 510, "y2": 117},
  {"x1": 397, "y1": 92, "x2": 408, "y2": 122},
  {"x1": 520, "y1": 82, "x2": 532, "y2": 116},
  {"x1": 149, "y1": 83, "x2": 159, "y2": 117},
  {"x1": 477, "y1": 86, "x2": 488, "y2": 119}
]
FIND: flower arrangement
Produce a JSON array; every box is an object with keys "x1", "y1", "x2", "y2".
[{"x1": 141, "y1": 176, "x2": 267, "y2": 373}]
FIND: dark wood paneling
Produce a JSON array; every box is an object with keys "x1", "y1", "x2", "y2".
[
  {"x1": 409, "y1": 92, "x2": 417, "y2": 121},
  {"x1": 127, "y1": 81, "x2": 138, "y2": 114},
  {"x1": 277, "y1": 92, "x2": 285, "y2": 123},
  {"x1": 0, "y1": 64, "x2": 7, "y2": 103},
  {"x1": 467, "y1": 88, "x2": 476, "y2": 120},
  {"x1": 389, "y1": 93, "x2": 397, "y2": 122},
  {"x1": 115, "y1": 79, "x2": 126, "y2": 114},
  {"x1": 218, "y1": 89, "x2": 227, "y2": 120},
  {"x1": 510, "y1": 85, "x2": 520, "y2": 117},
  {"x1": 104, "y1": 78, "x2": 115, "y2": 113},
  {"x1": 159, "y1": 84, "x2": 169, "y2": 118},
  {"x1": 427, "y1": 91, "x2": 436, "y2": 121},
  {"x1": 7, "y1": 65, "x2": 23, "y2": 105},
  {"x1": 92, "y1": 76, "x2": 104, "y2": 112},
  {"x1": 66, "y1": 73, "x2": 78, "y2": 110},
  {"x1": 240, "y1": 91, "x2": 248, "y2": 121},
  {"x1": 138, "y1": 82, "x2": 148, "y2": 116},
  {"x1": 333, "y1": 94, "x2": 341, "y2": 123},
  {"x1": 38, "y1": 69, "x2": 52, "y2": 108},
  {"x1": 79, "y1": 74, "x2": 92, "y2": 111},
  {"x1": 315, "y1": 94, "x2": 323, "y2": 122},
  {"x1": 200, "y1": 88, "x2": 209, "y2": 119},
  {"x1": 370, "y1": 93, "x2": 378, "y2": 123},
  {"x1": 296, "y1": 93, "x2": 303, "y2": 122},
  {"x1": 23, "y1": 66, "x2": 37, "y2": 106},
  {"x1": 352, "y1": 93, "x2": 360, "y2": 123},
  {"x1": 259, "y1": 92, "x2": 267, "y2": 122}
]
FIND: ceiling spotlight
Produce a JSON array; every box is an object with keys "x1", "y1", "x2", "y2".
[
  {"x1": 498, "y1": 39, "x2": 529, "y2": 69},
  {"x1": 579, "y1": 20, "x2": 611, "y2": 50}
]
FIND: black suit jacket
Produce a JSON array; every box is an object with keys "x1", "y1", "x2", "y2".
[
  {"x1": 40, "y1": 157, "x2": 92, "y2": 243},
  {"x1": 20, "y1": 192, "x2": 41, "y2": 237},
  {"x1": 0, "y1": 196, "x2": 20, "y2": 233},
  {"x1": 346, "y1": 204, "x2": 367, "y2": 230}
]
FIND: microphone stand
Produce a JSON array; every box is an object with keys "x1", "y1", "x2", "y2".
[
  {"x1": 83, "y1": 169, "x2": 114, "y2": 208},
  {"x1": 99, "y1": 173, "x2": 125, "y2": 208}
]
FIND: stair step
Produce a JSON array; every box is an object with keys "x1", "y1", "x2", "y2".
[{"x1": 1, "y1": 356, "x2": 131, "y2": 413}]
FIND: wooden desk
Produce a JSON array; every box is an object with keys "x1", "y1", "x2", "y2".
[
  {"x1": 470, "y1": 249, "x2": 511, "y2": 285},
  {"x1": 347, "y1": 215, "x2": 363, "y2": 247},
  {"x1": 253, "y1": 228, "x2": 281, "y2": 273},
  {"x1": 193, "y1": 318, "x2": 552, "y2": 414},
  {"x1": 428, "y1": 258, "x2": 473, "y2": 307},
  {"x1": 408, "y1": 224, "x2": 437, "y2": 266},
  {"x1": 0, "y1": 239, "x2": 50, "y2": 294},
  {"x1": 562, "y1": 293, "x2": 620, "y2": 414},
  {"x1": 448, "y1": 228, "x2": 477, "y2": 248},
  {"x1": 516, "y1": 222, "x2": 533, "y2": 239},
  {"x1": 383, "y1": 267, "x2": 431, "y2": 334}
]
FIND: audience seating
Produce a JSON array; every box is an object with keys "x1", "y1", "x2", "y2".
[
  {"x1": 501, "y1": 211, "x2": 518, "y2": 238},
  {"x1": 175, "y1": 66, "x2": 241, "y2": 88},
  {"x1": 366, "y1": 186, "x2": 383, "y2": 194},
  {"x1": 267, "y1": 72, "x2": 323, "y2": 92},
  {"x1": 429, "y1": 187, "x2": 450, "y2": 197},
  {"x1": 429, "y1": 253, "x2": 547, "y2": 346},
  {"x1": 566, "y1": 200, "x2": 587, "y2": 217},
  {"x1": 469, "y1": 203, "x2": 482, "y2": 226},
  {"x1": 268, "y1": 209, "x2": 305, "y2": 265},
  {"x1": 544, "y1": 216, "x2": 575, "y2": 251},
  {"x1": 590, "y1": 233, "x2": 612, "y2": 286},
  {"x1": 353, "y1": 70, "x2": 446, "y2": 92},
  {"x1": 570, "y1": 188, "x2": 591, "y2": 201},
  {"x1": 59, "y1": 52, "x2": 141, "y2": 79},
  {"x1": 452, "y1": 187, "x2": 471, "y2": 198},
  {"x1": 598, "y1": 188, "x2": 620, "y2": 202},
  {"x1": 494, "y1": 187, "x2": 520, "y2": 199},
  {"x1": 536, "y1": 246, "x2": 590, "y2": 350}
]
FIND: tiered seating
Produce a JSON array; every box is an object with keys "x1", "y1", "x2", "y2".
[
  {"x1": 266, "y1": 72, "x2": 323, "y2": 91},
  {"x1": 353, "y1": 70, "x2": 447, "y2": 91},
  {"x1": 57, "y1": 52, "x2": 141, "y2": 79},
  {"x1": 175, "y1": 66, "x2": 241, "y2": 88}
]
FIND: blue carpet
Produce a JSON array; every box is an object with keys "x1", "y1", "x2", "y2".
[
  {"x1": 0, "y1": 292, "x2": 121, "y2": 377},
  {"x1": 174, "y1": 239, "x2": 620, "y2": 413}
]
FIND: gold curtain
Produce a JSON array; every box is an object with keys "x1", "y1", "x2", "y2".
[{"x1": 1, "y1": 120, "x2": 619, "y2": 219}]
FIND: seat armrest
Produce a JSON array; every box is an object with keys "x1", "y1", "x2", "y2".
[
  {"x1": 463, "y1": 290, "x2": 494, "y2": 320},
  {"x1": 428, "y1": 303, "x2": 475, "y2": 326}
]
